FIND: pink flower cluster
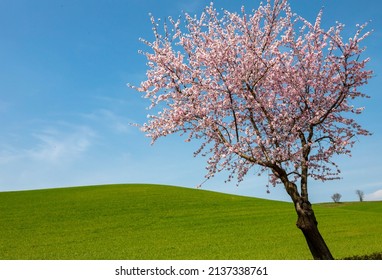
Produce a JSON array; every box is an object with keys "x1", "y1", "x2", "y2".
[{"x1": 133, "y1": 0, "x2": 372, "y2": 188}]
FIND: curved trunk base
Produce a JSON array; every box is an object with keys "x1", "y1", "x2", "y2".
[{"x1": 295, "y1": 199, "x2": 334, "y2": 260}]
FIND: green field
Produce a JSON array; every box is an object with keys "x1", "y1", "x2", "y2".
[{"x1": 0, "y1": 184, "x2": 381, "y2": 259}]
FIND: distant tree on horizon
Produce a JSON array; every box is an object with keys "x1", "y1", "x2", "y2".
[
  {"x1": 356, "y1": 190, "x2": 365, "y2": 202},
  {"x1": 332, "y1": 193, "x2": 342, "y2": 203},
  {"x1": 133, "y1": 0, "x2": 373, "y2": 260}
]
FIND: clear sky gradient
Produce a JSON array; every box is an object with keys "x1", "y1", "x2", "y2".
[{"x1": 1, "y1": 0, "x2": 381, "y2": 202}]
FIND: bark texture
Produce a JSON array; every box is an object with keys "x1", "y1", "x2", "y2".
[
  {"x1": 278, "y1": 171, "x2": 334, "y2": 260},
  {"x1": 294, "y1": 198, "x2": 334, "y2": 260}
]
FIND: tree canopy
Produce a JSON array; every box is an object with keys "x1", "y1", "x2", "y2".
[{"x1": 135, "y1": 0, "x2": 372, "y2": 192}]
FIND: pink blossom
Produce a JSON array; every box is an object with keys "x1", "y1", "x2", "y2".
[{"x1": 132, "y1": 0, "x2": 372, "y2": 192}]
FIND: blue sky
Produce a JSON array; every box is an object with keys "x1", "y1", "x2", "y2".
[{"x1": 1, "y1": 0, "x2": 381, "y2": 203}]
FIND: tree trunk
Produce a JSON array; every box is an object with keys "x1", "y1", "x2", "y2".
[
  {"x1": 294, "y1": 198, "x2": 334, "y2": 260},
  {"x1": 274, "y1": 167, "x2": 334, "y2": 259}
]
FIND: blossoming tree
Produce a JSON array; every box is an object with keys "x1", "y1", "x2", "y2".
[{"x1": 133, "y1": 0, "x2": 372, "y2": 259}]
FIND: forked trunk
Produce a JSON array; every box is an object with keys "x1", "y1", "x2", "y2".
[
  {"x1": 274, "y1": 168, "x2": 334, "y2": 259},
  {"x1": 294, "y1": 198, "x2": 334, "y2": 260}
]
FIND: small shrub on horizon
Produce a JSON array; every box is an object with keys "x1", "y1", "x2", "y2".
[{"x1": 343, "y1": 252, "x2": 382, "y2": 260}]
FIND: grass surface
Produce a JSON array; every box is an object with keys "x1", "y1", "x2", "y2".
[{"x1": 0, "y1": 184, "x2": 381, "y2": 259}]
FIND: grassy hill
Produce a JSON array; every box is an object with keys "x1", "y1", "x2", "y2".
[{"x1": 0, "y1": 184, "x2": 381, "y2": 259}]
